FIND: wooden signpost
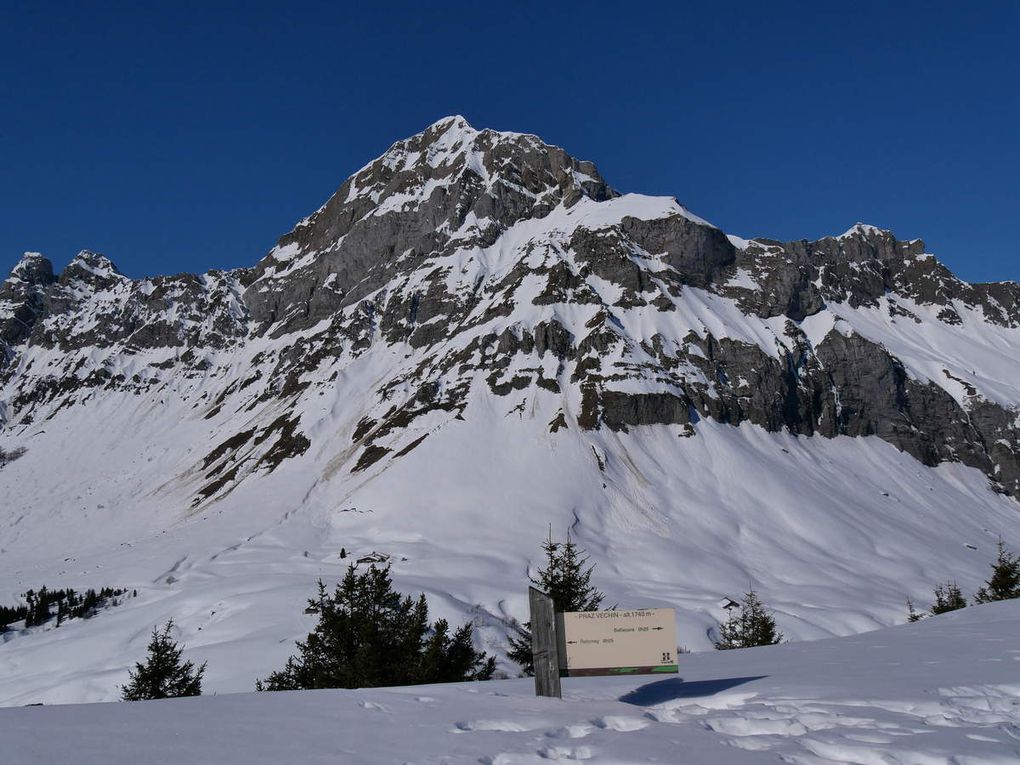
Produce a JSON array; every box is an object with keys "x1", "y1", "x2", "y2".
[
  {"x1": 529, "y1": 588, "x2": 677, "y2": 698},
  {"x1": 529, "y1": 587, "x2": 561, "y2": 698}
]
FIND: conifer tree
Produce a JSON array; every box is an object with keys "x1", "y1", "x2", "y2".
[
  {"x1": 930, "y1": 581, "x2": 967, "y2": 615},
  {"x1": 257, "y1": 565, "x2": 494, "y2": 691},
  {"x1": 906, "y1": 599, "x2": 923, "y2": 623},
  {"x1": 508, "y1": 531, "x2": 605, "y2": 674},
  {"x1": 714, "y1": 590, "x2": 783, "y2": 650},
  {"x1": 974, "y1": 538, "x2": 1020, "y2": 603},
  {"x1": 121, "y1": 620, "x2": 205, "y2": 701}
]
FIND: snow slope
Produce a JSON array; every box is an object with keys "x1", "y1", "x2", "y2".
[
  {"x1": 1, "y1": 408, "x2": 1018, "y2": 706},
  {"x1": 3, "y1": 600, "x2": 1019, "y2": 764}
]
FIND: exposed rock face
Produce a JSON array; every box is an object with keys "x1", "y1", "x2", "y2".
[
  {"x1": 724, "y1": 224, "x2": 1020, "y2": 327},
  {"x1": 0, "y1": 252, "x2": 55, "y2": 353},
  {"x1": 1, "y1": 116, "x2": 1018, "y2": 503},
  {"x1": 243, "y1": 116, "x2": 616, "y2": 335}
]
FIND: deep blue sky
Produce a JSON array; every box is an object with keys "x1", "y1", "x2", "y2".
[{"x1": 2, "y1": 2, "x2": 1018, "y2": 282}]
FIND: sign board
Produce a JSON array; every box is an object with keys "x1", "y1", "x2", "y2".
[{"x1": 556, "y1": 608, "x2": 678, "y2": 677}]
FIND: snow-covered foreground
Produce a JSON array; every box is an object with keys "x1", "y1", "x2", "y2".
[{"x1": 3, "y1": 601, "x2": 1019, "y2": 765}]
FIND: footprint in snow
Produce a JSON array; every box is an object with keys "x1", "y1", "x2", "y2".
[
  {"x1": 591, "y1": 715, "x2": 649, "y2": 732},
  {"x1": 359, "y1": 700, "x2": 389, "y2": 712},
  {"x1": 544, "y1": 724, "x2": 593, "y2": 739},
  {"x1": 455, "y1": 720, "x2": 534, "y2": 733},
  {"x1": 537, "y1": 744, "x2": 593, "y2": 760},
  {"x1": 703, "y1": 716, "x2": 809, "y2": 737}
]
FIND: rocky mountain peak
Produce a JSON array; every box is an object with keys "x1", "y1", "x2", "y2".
[
  {"x1": 243, "y1": 116, "x2": 618, "y2": 333},
  {"x1": 59, "y1": 250, "x2": 125, "y2": 288},
  {"x1": 837, "y1": 222, "x2": 891, "y2": 240},
  {"x1": 0, "y1": 253, "x2": 56, "y2": 353},
  {"x1": 9, "y1": 252, "x2": 55, "y2": 286}
]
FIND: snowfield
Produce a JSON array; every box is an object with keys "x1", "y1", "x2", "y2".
[
  {"x1": 2, "y1": 411, "x2": 1019, "y2": 708},
  {"x1": 3, "y1": 600, "x2": 1019, "y2": 764}
]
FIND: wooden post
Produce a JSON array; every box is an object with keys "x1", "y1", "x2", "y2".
[{"x1": 529, "y1": 586, "x2": 561, "y2": 699}]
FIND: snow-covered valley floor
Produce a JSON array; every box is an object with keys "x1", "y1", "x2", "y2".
[{"x1": 3, "y1": 600, "x2": 1019, "y2": 764}]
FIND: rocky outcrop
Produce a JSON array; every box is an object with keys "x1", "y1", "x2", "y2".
[
  {"x1": 0, "y1": 252, "x2": 55, "y2": 354},
  {"x1": 724, "y1": 225, "x2": 1020, "y2": 328}
]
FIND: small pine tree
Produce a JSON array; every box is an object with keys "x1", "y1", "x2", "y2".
[
  {"x1": 121, "y1": 620, "x2": 206, "y2": 701},
  {"x1": 974, "y1": 538, "x2": 1020, "y2": 604},
  {"x1": 714, "y1": 590, "x2": 783, "y2": 650},
  {"x1": 508, "y1": 531, "x2": 605, "y2": 674},
  {"x1": 906, "y1": 598, "x2": 924, "y2": 622},
  {"x1": 930, "y1": 581, "x2": 967, "y2": 615}
]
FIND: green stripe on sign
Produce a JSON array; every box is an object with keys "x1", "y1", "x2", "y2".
[{"x1": 561, "y1": 664, "x2": 679, "y2": 677}]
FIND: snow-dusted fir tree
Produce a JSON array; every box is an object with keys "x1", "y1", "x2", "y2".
[
  {"x1": 508, "y1": 532, "x2": 604, "y2": 674},
  {"x1": 907, "y1": 580, "x2": 967, "y2": 622},
  {"x1": 714, "y1": 590, "x2": 783, "y2": 650},
  {"x1": 122, "y1": 620, "x2": 205, "y2": 701},
  {"x1": 974, "y1": 538, "x2": 1020, "y2": 603},
  {"x1": 930, "y1": 581, "x2": 967, "y2": 614}
]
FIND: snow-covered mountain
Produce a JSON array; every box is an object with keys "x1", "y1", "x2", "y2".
[{"x1": 2, "y1": 116, "x2": 1020, "y2": 704}]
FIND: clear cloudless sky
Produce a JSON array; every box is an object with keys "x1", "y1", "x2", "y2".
[{"x1": 1, "y1": 1, "x2": 1018, "y2": 282}]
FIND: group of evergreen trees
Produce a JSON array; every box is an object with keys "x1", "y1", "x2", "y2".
[
  {"x1": 0, "y1": 585, "x2": 132, "y2": 633},
  {"x1": 257, "y1": 564, "x2": 494, "y2": 690},
  {"x1": 0, "y1": 603, "x2": 28, "y2": 632},
  {"x1": 908, "y1": 538, "x2": 1020, "y2": 621},
  {"x1": 121, "y1": 564, "x2": 496, "y2": 701}
]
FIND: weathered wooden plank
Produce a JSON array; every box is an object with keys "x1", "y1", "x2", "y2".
[{"x1": 529, "y1": 586, "x2": 561, "y2": 699}]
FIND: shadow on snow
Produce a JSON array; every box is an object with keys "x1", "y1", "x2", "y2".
[{"x1": 619, "y1": 675, "x2": 767, "y2": 706}]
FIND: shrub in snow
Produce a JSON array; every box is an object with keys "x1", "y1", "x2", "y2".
[
  {"x1": 906, "y1": 599, "x2": 925, "y2": 623},
  {"x1": 0, "y1": 446, "x2": 26, "y2": 466},
  {"x1": 257, "y1": 564, "x2": 494, "y2": 691},
  {"x1": 930, "y1": 581, "x2": 967, "y2": 615},
  {"x1": 122, "y1": 620, "x2": 205, "y2": 701},
  {"x1": 974, "y1": 538, "x2": 1020, "y2": 604},
  {"x1": 714, "y1": 590, "x2": 783, "y2": 650},
  {"x1": 508, "y1": 531, "x2": 605, "y2": 675}
]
